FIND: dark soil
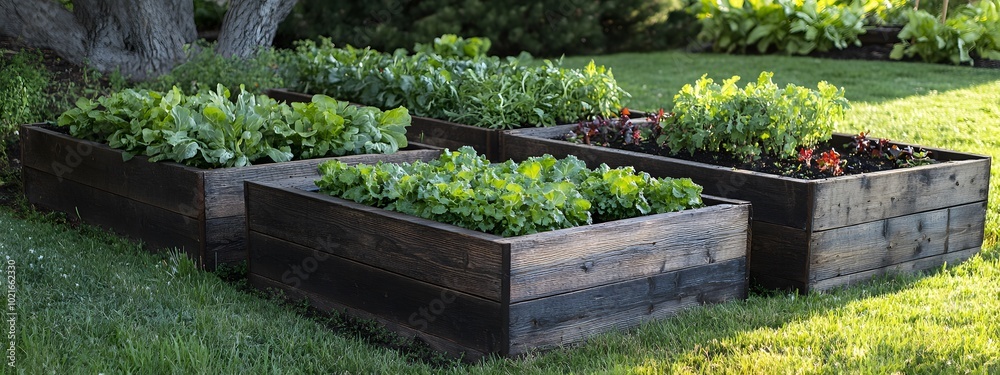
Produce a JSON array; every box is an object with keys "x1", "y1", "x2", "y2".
[{"x1": 614, "y1": 139, "x2": 903, "y2": 180}]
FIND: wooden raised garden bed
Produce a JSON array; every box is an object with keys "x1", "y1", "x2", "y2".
[
  {"x1": 501, "y1": 125, "x2": 991, "y2": 292},
  {"x1": 20, "y1": 124, "x2": 439, "y2": 269},
  {"x1": 244, "y1": 157, "x2": 752, "y2": 358},
  {"x1": 265, "y1": 88, "x2": 516, "y2": 162}
]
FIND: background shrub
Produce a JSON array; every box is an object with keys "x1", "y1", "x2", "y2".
[
  {"x1": 276, "y1": 0, "x2": 698, "y2": 57},
  {"x1": 137, "y1": 42, "x2": 294, "y2": 95},
  {"x1": 0, "y1": 50, "x2": 50, "y2": 157}
]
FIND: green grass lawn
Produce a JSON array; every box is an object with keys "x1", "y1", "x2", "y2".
[{"x1": 3, "y1": 52, "x2": 1000, "y2": 374}]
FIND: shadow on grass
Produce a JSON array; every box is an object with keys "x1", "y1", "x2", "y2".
[{"x1": 522, "y1": 245, "x2": 998, "y2": 373}]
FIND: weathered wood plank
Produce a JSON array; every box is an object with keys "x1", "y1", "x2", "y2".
[
  {"x1": 811, "y1": 159, "x2": 990, "y2": 231},
  {"x1": 23, "y1": 167, "x2": 203, "y2": 263},
  {"x1": 749, "y1": 221, "x2": 811, "y2": 286},
  {"x1": 504, "y1": 203, "x2": 750, "y2": 302},
  {"x1": 245, "y1": 181, "x2": 505, "y2": 301},
  {"x1": 203, "y1": 215, "x2": 245, "y2": 268},
  {"x1": 501, "y1": 125, "x2": 812, "y2": 228},
  {"x1": 409, "y1": 116, "x2": 504, "y2": 161},
  {"x1": 20, "y1": 124, "x2": 205, "y2": 217},
  {"x1": 507, "y1": 258, "x2": 746, "y2": 355},
  {"x1": 809, "y1": 207, "x2": 952, "y2": 282},
  {"x1": 948, "y1": 201, "x2": 987, "y2": 253},
  {"x1": 202, "y1": 149, "x2": 442, "y2": 219},
  {"x1": 248, "y1": 275, "x2": 492, "y2": 361},
  {"x1": 810, "y1": 246, "x2": 980, "y2": 292},
  {"x1": 248, "y1": 231, "x2": 505, "y2": 354}
]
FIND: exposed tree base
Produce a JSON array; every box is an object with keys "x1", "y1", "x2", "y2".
[{"x1": 0, "y1": 0, "x2": 296, "y2": 80}]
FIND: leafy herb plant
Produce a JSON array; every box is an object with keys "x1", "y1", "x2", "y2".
[
  {"x1": 290, "y1": 37, "x2": 629, "y2": 129},
  {"x1": 666, "y1": 72, "x2": 848, "y2": 159},
  {"x1": 57, "y1": 84, "x2": 410, "y2": 168},
  {"x1": 315, "y1": 147, "x2": 703, "y2": 237}
]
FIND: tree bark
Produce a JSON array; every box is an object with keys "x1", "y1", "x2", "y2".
[
  {"x1": 0, "y1": 0, "x2": 87, "y2": 64},
  {"x1": 216, "y1": 0, "x2": 298, "y2": 58},
  {"x1": 73, "y1": 0, "x2": 197, "y2": 80},
  {"x1": 0, "y1": 0, "x2": 298, "y2": 80},
  {"x1": 0, "y1": 0, "x2": 196, "y2": 80}
]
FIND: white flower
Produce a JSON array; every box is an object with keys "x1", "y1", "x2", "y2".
[{"x1": 28, "y1": 249, "x2": 34, "y2": 254}]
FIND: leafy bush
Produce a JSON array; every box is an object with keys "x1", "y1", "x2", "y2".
[
  {"x1": 290, "y1": 38, "x2": 629, "y2": 128},
  {"x1": 57, "y1": 85, "x2": 410, "y2": 168},
  {"x1": 0, "y1": 50, "x2": 50, "y2": 157},
  {"x1": 665, "y1": 72, "x2": 849, "y2": 159},
  {"x1": 695, "y1": 0, "x2": 867, "y2": 55},
  {"x1": 277, "y1": 0, "x2": 694, "y2": 57},
  {"x1": 412, "y1": 34, "x2": 492, "y2": 59},
  {"x1": 138, "y1": 42, "x2": 294, "y2": 95},
  {"x1": 891, "y1": 0, "x2": 1000, "y2": 65},
  {"x1": 315, "y1": 147, "x2": 704, "y2": 237}
]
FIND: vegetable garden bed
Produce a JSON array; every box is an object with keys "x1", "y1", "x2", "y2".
[
  {"x1": 244, "y1": 150, "x2": 751, "y2": 359},
  {"x1": 501, "y1": 125, "x2": 991, "y2": 292},
  {"x1": 20, "y1": 124, "x2": 438, "y2": 269},
  {"x1": 266, "y1": 88, "x2": 507, "y2": 161}
]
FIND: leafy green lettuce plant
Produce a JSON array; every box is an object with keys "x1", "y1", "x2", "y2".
[
  {"x1": 315, "y1": 147, "x2": 703, "y2": 237},
  {"x1": 664, "y1": 72, "x2": 849, "y2": 159},
  {"x1": 57, "y1": 84, "x2": 409, "y2": 168},
  {"x1": 291, "y1": 37, "x2": 629, "y2": 129}
]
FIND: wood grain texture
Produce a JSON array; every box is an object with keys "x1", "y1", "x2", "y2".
[
  {"x1": 810, "y1": 246, "x2": 980, "y2": 292},
  {"x1": 245, "y1": 181, "x2": 505, "y2": 300},
  {"x1": 23, "y1": 167, "x2": 203, "y2": 263},
  {"x1": 810, "y1": 159, "x2": 990, "y2": 231},
  {"x1": 749, "y1": 221, "x2": 811, "y2": 286},
  {"x1": 409, "y1": 116, "x2": 504, "y2": 161},
  {"x1": 204, "y1": 215, "x2": 246, "y2": 267},
  {"x1": 503, "y1": 203, "x2": 750, "y2": 302},
  {"x1": 810, "y1": 202, "x2": 985, "y2": 283},
  {"x1": 507, "y1": 258, "x2": 746, "y2": 355},
  {"x1": 502, "y1": 125, "x2": 811, "y2": 228},
  {"x1": 248, "y1": 231, "x2": 505, "y2": 354},
  {"x1": 20, "y1": 124, "x2": 205, "y2": 217},
  {"x1": 248, "y1": 275, "x2": 491, "y2": 361},
  {"x1": 948, "y1": 201, "x2": 987, "y2": 252}
]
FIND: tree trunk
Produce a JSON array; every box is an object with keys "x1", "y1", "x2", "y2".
[
  {"x1": 216, "y1": 0, "x2": 297, "y2": 58},
  {"x1": 0, "y1": 0, "x2": 88, "y2": 64},
  {"x1": 0, "y1": 0, "x2": 298, "y2": 80},
  {"x1": 0, "y1": 0, "x2": 196, "y2": 80},
  {"x1": 73, "y1": 0, "x2": 197, "y2": 80}
]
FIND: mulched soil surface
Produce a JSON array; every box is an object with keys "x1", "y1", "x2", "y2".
[{"x1": 612, "y1": 139, "x2": 902, "y2": 180}]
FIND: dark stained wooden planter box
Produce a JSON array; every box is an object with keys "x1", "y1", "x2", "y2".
[
  {"x1": 501, "y1": 125, "x2": 991, "y2": 293},
  {"x1": 266, "y1": 88, "x2": 550, "y2": 162},
  {"x1": 19, "y1": 124, "x2": 441, "y2": 269},
  {"x1": 244, "y1": 159, "x2": 751, "y2": 359}
]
